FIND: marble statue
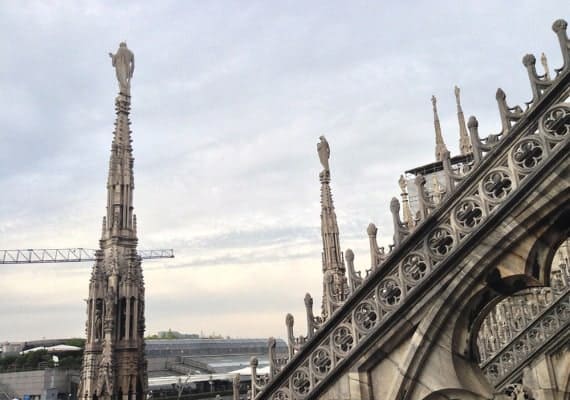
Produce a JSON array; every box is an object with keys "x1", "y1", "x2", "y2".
[
  {"x1": 317, "y1": 136, "x2": 330, "y2": 171},
  {"x1": 109, "y1": 42, "x2": 135, "y2": 95}
]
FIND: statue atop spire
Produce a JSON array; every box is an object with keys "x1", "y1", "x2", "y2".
[
  {"x1": 454, "y1": 86, "x2": 472, "y2": 155},
  {"x1": 79, "y1": 42, "x2": 146, "y2": 400},
  {"x1": 317, "y1": 136, "x2": 330, "y2": 172},
  {"x1": 109, "y1": 42, "x2": 135, "y2": 95},
  {"x1": 540, "y1": 52, "x2": 551, "y2": 80},
  {"x1": 432, "y1": 95, "x2": 448, "y2": 162},
  {"x1": 316, "y1": 136, "x2": 348, "y2": 319},
  {"x1": 431, "y1": 95, "x2": 438, "y2": 116},
  {"x1": 454, "y1": 86, "x2": 461, "y2": 107}
]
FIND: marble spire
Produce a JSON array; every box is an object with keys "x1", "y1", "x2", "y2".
[
  {"x1": 317, "y1": 136, "x2": 348, "y2": 319},
  {"x1": 432, "y1": 95, "x2": 449, "y2": 162},
  {"x1": 79, "y1": 42, "x2": 147, "y2": 400},
  {"x1": 455, "y1": 86, "x2": 472, "y2": 155}
]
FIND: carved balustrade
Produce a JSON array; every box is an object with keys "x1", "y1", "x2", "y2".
[
  {"x1": 478, "y1": 260, "x2": 569, "y2": 362},
  {"x1": 481, "y1": 290, "x2": 570, "y2": 386}
]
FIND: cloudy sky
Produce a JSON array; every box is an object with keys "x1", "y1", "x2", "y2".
[{"x1": 0, "y1": 2, "x2": 567, "y2": 342}]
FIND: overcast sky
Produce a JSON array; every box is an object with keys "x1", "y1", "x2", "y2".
[{"x1": 0, "y1": 2, "x2": 567, "y2": 342}]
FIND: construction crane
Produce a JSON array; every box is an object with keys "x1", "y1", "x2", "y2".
[{"x1": 0, "y1": 248, "x2": 174, "y2": 264}]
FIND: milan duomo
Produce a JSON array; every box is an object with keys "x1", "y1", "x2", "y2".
[
  {"x1": 78, "y1": 43, "x2": 147, "y2": 400},
  {"x1": 67, "y1": 16, "x2": 570, "y2": 400}
]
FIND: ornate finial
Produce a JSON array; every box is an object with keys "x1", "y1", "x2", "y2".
[
  {"x1": 109, "y1": 42, "x2": 135, "y2": 95},
  {"x1": 398, "y1": 174, "x2": 407, "y2": 193},
  {"x1": 552, "y1": 19, "x2": 569, "y2": 74},
  {"x1": 454, "y1": 86, "x2": 461, "y2": 107},
  {"x1": 431, "y1": 95, "x2": 438, "y2": 118},
  {"x1": 317, "y1": 136, "x2": 330, "y2": 172},
  {"x1": 468, "y1": 116, "x2": 478, "y2": 129},
  {"x1": 304, "y1": 293, "x2": 313, "y2": 307},
  {"x1": 250, "y1": 357, "x2": 259, "y2": 368},
  {"x1": 399, "y1": 174, "x2": 414, "y2": 227},
  {"x1": 552, "y1": 18, "x2": 568, "y2": 33},
  {"x1": 454, "y1": 85, "x2": 472, "y2": 155},
  {"x1": 367, "y1": 223, "x2": 378, "y2": 237},
  {"x1": 344, "y1": 249, "x2": 354, "y2": 262},
  {"x1": 268, "y1": 337, "x2": 276, "y2": 348},
  {"x1": 496, "y1": 88, "x2": 506, "y2": 100},
  {"x1": 390, "y1": 197, "x2": 400, "y2": 214},
  {"x1": 541, "y1": 52, "x2": 551, "y2": 80},
  {"x1": 432, "y1": 95, "x2": 448, "y2": 161},
  {"x1": 285, "y1": 313, "x2": 294, "y2": 327},
  {"x1": 522, "y1": 53, "x2": 536, "y2": 67}
]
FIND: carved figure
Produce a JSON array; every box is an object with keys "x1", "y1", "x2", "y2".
[
  {"x1": 105, "y1": 290, "x2": 116, "y2": 318},
  {"x1": 431, "y1": 95, "x2": 437, "y2": 113},
  {"x1": 94, "y1": 309, "x2": 102, "y2": 340},
  {"x1": 317, "y1": 136, "x2": 330, "y2": 171},
  {"x1": 454, "y1": 85, "x2": 461, "y2": 105},
  {"x1": 109, "y1": 42, "x2": 135, "y2": 94}
]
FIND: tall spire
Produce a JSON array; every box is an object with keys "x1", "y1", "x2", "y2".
[
  {"x1": 455, "y1": 86, "x2": 472, "y2": 155},
  {"x1": 317, "y1": 136, "x2": 348, "y2": 319},
  {"x1": 103, "y1": 90, "x2": 136, "y2": 240},
  {"x1": 432, "y1": 95, "x2": 448, "y2": 162},
  {"x1": 79, "y1": 42, "x2": 147, "y2": 400}
]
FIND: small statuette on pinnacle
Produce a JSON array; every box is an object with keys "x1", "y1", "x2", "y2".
[
  {"x1": 454, "y1": 86, "x2": 461, "y2": 106},
  {"x1": 541, "y1": 52, "x2": 551, "y2": 80},
  {"x1": 390, "y1": 197, "x2": 400, "y2": 213},
  {"x1": 109, "y1": 42, "x2": 135, "y2": 95},
  {"x1": 398, "y1": 174, "x2": 407, "y2": 193},
  {"x1": 431, "y1": 95, "x2": 437, "y2": 112},
  {"x1": 345, "y1": 249, "x2": 355, "y2": 262},
  {"x1": 317, "y1": 136, "x2": 330, "y2": 172},
  {"x1": 367, "y1": 223, "x2": 378, "y2": 237}
]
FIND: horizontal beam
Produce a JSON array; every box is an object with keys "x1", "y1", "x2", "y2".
[{"x1": 0, "y1": 248, "x2": 174, "y2": 264}]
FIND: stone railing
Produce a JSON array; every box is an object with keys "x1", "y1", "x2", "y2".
[
  {"x1": 256, "y1": 19, "x2": 570, "y2": 400},
  {"x1": 478, "y1": 261, "x2": 569, "y2": 363},
  {"x1": 481, "y1": 291, "x2": 570, "y2": 386}
]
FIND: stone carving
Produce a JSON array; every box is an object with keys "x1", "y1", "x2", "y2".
[
  {"x1": 105, "y1": 290, "x2": 116, "y2": 318},
  {"x1": 501, "y1": 384, "x2": 535, "y2": 399},
  {"x1": 256, "y1": 19, "x2": 570, "y2": 400},
  {"x1": 479, "y1": 247, "x2": 569, "y2": 384},
  {"x1": 317, "y1": 136, "x2": 330, "y2": 171},
  {"x1": 94, "y1": 309, "x2": 102, "y2": 341},
  {"x1": 109, "y1": 42, "x2": 135, "y2": 95}
]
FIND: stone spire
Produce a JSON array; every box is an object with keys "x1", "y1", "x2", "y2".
[
  {"x1": 398, "y1": 175, "x2": 414, "y2": 228},
  {"x1": 455, "y1": 86, "x2": 472, "y2": 155},
  {"x1": 317, "y1": 136, "x2": 348, "y2": 319},
  {"x1": 432, "y1": 95, "x2": 448, "y2": 162},
  {"x1": 79, "y1": 42, "x2": 147, "y2": 400}
]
